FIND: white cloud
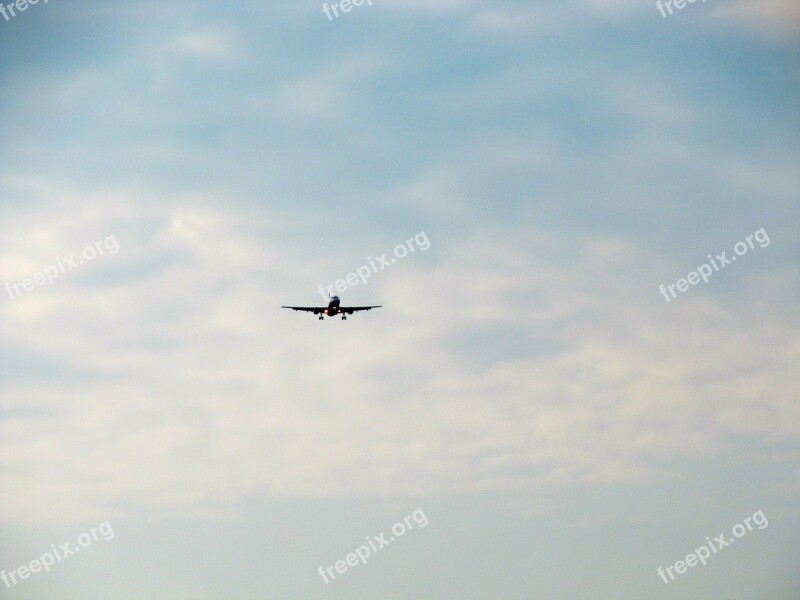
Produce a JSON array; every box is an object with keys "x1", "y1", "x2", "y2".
[
  {"x1": 2, "y1": 188, "x2": 797, "y2": 525},
  {"x1": 272, "y1": 53, "x2": 391, "y2": 121},
  {"x1": 710, "y1": 0, "x2": 800, "y2": 38},
  {"x1": 172, "y1": 30, "x2": 239, "y2": 62},
  {"x1": 583, "y1": 0, "x2": 800, "y2": 38}
]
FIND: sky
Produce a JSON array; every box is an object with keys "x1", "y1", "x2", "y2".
[{"x1": 0, "y1": 1, "x2": 799, "y2": 598}]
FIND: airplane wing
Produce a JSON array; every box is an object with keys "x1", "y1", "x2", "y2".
[
  {"x1": 339, "y1": 306, "x2": 382, "y2": 312},
  {"x1": 281, "y1": 306, "x2": 324, "y2": 312}
]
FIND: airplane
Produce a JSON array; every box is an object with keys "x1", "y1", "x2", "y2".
[{"x1": 282, "y1": 295, "x2": 381, "y2": 320}]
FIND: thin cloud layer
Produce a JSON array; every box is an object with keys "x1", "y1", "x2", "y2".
[
  {"x1": 0, "y1": 4, "x2": 797, "y2": 599},
  {"x1": 2, "y1": 191, "x2": 796, "y2": 524}
]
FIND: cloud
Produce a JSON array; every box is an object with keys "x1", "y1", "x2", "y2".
[
  {"x1": 1, "y1": 0, "x2": 797, "y2": 531},
  {"x1": 710, "y1": 0, "x2": 800, "y2": 38},
  {"x1": 589, "y1": 0, "x2": 799, "y2": 39},
  {"x1": 272, "y1": 53, "x2": 391, "y2": 121},
  {"x1": 2, "y1": 188, "x2": 797, "y2": 525},
  {"x1": 172, "y1": 30, "x2": 239, "y2": 62}
]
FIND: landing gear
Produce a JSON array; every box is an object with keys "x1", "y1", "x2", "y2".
[
  {"x1": 342, "y1": 315, "x2": 347, "y2": 320},
  {"x1": 318, "y1": 315, "x2": 324, "y2": 320}
]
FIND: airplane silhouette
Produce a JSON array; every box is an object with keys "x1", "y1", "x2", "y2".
[{"x1": 282, "y1": 295, "x2": 381, "y2": 320}]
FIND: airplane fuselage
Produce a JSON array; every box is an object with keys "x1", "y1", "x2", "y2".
[{"x1": 322, "y1": 295, "x2": 341, "y2": 315}]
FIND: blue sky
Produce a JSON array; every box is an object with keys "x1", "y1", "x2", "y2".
[{"x1": 1, "y1": 1, "x2": 799, "y2": 598}]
